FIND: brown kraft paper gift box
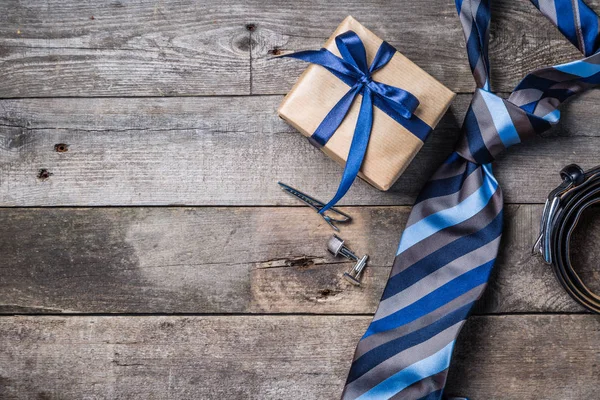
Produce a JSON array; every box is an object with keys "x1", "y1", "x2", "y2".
[{"x1": 278, "y1": 16, "x2": 456, "y2": 191}]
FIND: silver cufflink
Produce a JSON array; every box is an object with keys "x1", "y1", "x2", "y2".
[{"x1": 327, "y1": 235, "x2": 369, "y2": 286}]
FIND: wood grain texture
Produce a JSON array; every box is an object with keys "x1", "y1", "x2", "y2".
[
  {"x1": 0, "y1": 315, "x2": 598, "y2": 399},
  {"x1": 251, "y1": 0, "x2": 592, "y2": 94},
  {"x1": 0, "y1": 0, "x2": 253, "y2": 96},
  {"x1": 1, "y1": 2, "x2": 600, "y2": 398},
  {"x1": 1, "y1": 0, "x2": 596, "y2": 97},
  {"x1": 0, "y1": 204, "x2": 592, "y2": 315},
  {"x1": 1, "y1": 91, "x2": 600, "y2": 206}
]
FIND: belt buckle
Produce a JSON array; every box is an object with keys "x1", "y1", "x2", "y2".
[
  {"x1": 532, "y1": 164, "x2": 586, "y2": 263},
  {"x1": 532, "y1": 192, "x2": 562, "y2": 264}
]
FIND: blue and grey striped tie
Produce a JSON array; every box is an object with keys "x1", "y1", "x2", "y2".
[{"x1": 342, "y1": 1, "x2": 600, "y2": 399}]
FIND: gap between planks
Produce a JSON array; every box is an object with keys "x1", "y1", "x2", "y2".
[
  {"x1": 1, "y1": 93, "x2": 600, "y2": 206},
  {"x1": 1, "y1": 204, "x2": 597, "y2": 315}
]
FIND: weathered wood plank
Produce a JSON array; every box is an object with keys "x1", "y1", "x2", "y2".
[
  {"x1": 1, "y1": 204, "x2": 594, "y2": 314},
  {"x1": 0, "y1": 0, "x2": 252, "y2": 96},
  {"x1": 1, "y1": 92, "x2": 599, "y2": 206},
  {"x1": 0, "y1": 0, "x2": 596, "y2": 96},
  {"x1": 251, "y1": 0, "x2": 593, "y2": 94},
  {"x1": 0, "y1": 315, "x2": 597, "y2": 399}
]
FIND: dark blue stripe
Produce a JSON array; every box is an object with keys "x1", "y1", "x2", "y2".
[
  {"x1": 465, "y1": 21, "x2": 483, "y2": 75},
  {"x1": 581, "y1": 71, "x2": 600, "y2": 84},
  {"x1": 463, "y1": 0, "x2": 491, "y2": 85},
  {"x1": 555, "y1": 0, "x2": 579, "y2": 51},
  {"x1": 367, "y1": 259, "x2": 496, "y2": 337},
  {"x1": 347, "y1": 302, "x2": 473, "y2": 384},
  {"x1": 526, "y1": 112, "x2": 551, "y2": 134},
  {"x1": 381, "y1": 209, "x2": 503, "y2": 301},
  {"x1": 444, "y1": 152, "x2": 461, "y2": 164},
  {"x1": 463, "y1": 106, "x2": 493, "y2": 164},
  {"x1": 542, "y1": 88, "x2": 576, "y2": 103},
  {"x1": 580, "y1": 2, "x2": 600, "y2": 55},
  {"x1": 419, "y1": 389, "x2": 444, "y2": 400},
  {"x1": 416, "y1": 162, "x2": 479, "y2": 203},
  {"x1": 513, "y1": 73, "x2": 559, "y2": 93},
  {"x1": 474, "y1": 0, "x2": 491, "y2": 73},
  {"x1": 454, "y1": 0, "x2": 464, "y2": 14}
]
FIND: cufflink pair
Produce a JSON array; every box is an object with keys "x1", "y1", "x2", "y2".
[{"x1": 327, "y1": 235, "x2": 368, "y2": 286}]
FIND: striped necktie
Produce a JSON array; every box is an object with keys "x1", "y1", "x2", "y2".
[{"x1": 341, "y1": 1, "x2": 600, "y2": 399}]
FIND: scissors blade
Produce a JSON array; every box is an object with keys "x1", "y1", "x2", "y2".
[
  {"x1": 277, "y1": 182, "x2": 352, "y2": 230},
  {"x1": 278, "y1": 182, "x2": 321, "y2": 210}
]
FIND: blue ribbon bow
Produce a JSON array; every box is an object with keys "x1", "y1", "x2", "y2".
[{"x1": 282, "y1": 31, "x2": 431, "y2": 213}]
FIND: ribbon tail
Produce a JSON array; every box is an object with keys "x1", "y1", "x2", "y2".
[
  {"x1": 312, "y1": 85, "x2": 361, "y2": 146},
  {"x1": 319, "y1": 89, "x2": 374, "y2": 214},
  {"x1": 280, "y1": 49, "x2": 362, "y2": 81}
]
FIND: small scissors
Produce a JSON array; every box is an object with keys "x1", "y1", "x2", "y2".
[{"x1": 278, "y1": 182, "x2": 352, "y2": 232}]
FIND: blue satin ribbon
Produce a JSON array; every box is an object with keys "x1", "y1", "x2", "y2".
[{"x1": 283, "y1": 31, "x2": 432, "y2": 213}]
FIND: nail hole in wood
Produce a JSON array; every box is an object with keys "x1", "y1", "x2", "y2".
[
  {"x1": 37, "y1": 169, "x2": 53, "y2": 180},
  {"x1": 54, "y1": 143, "x2": 69, "y2": 153}
]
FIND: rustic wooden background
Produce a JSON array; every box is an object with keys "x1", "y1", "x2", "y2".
[{"x1": 1, "y1": 0, "x2": 599, "y2": 399}]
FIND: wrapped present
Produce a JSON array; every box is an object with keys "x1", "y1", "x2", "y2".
[{"x1": 278, "y1": 16, "x2": 455, "y2": 211}]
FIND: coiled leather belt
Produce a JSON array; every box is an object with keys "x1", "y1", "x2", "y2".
[{"x1": 533, "y1": 164, "x2": 600, "y2": 313}]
